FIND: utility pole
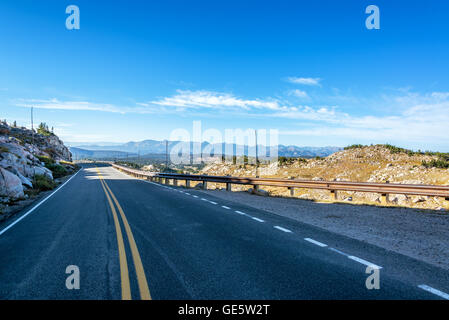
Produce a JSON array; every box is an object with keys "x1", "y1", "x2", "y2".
[
  {"x1": 255, "y1": 129, "x2": 259, "y2": 178},
  {"x1": 31, "y1": 106, "x2": 34, "y2": 145},
  {"x1": 165, "y1": 140, "x2": 169, "y2": 169}
]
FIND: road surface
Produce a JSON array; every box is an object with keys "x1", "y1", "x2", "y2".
[{"x1": 0, "y1": 164, "x2": 448, "y2": 299}]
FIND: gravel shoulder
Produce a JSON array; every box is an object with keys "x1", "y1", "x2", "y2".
[{"x1": 198, "y1": 189, "x2": 449, "y2": 270}]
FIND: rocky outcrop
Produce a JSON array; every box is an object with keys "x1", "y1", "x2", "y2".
[{"x1": 0, "y1": 122, "x2": 72, "y2": 203}]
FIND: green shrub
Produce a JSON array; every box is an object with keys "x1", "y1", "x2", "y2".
[
  {"x1": 37, "y1": 123, "x2": 53, "y2": 136},
  {"x1": 33, "y1": 174, "x2": 56, "y2": 191},
  {"x1": 116, "y1": 161, "x2": 142, "y2": 169},
  {"x1": 344, "y1": 144, "x2": 365, "y2": 150},
  {"x1": 0, "y1": 146, "x2": 9, "y2": 153},
  {"x1": 36, "y1": 155, "x2": 55, "y2": 166},
  {"x1": 46, "y1": 163, "x2": 68, "y2": 178},
  {"x1": 422, "y1": 157, "x2": 449, "y2": 169}
]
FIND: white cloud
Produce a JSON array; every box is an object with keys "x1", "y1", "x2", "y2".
[
  {"x1": 272, "y1": 105, "x2": 341, "y2": 122},
  {"x1": 14, "y1": 98, "x2": 125, "y2": 113},
  {"x1": 148, "y1": 90, "x2": 282, "y2": 111},
  {"x1": 290, "y1": 89, "x2": 309, "y2": 98},
  {"x1": 280, "y1": 92, "x2": 449, "y2": 147},
  {"x1": 286, "y1": 77, "x2": 321, "y2": 86}
]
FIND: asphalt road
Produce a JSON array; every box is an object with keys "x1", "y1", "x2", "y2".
[{"x1": 0, "y1": 164, "x2": 448, "y2": 299}]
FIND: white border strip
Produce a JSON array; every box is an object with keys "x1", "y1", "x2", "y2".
[
  {"x1": 328, "y1": 247, "x2": 349, "y2": 257},
  {"x1": 0, "y1": 169, "x2": 81, "y2": 236},
  {"x1": 418, "y1": 285, "x2": 449, "y2": 300}
]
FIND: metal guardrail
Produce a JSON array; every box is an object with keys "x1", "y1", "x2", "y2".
[{"x1": 111, "y1": 163, "x2": 449, "y2": 204}]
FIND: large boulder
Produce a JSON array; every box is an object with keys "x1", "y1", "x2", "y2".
[
  {"x1": 32, "y1": 166, "x2": 53, "y2": 180},
  {"x1": 0, "y1": 167, "x2": 24, "y2": 199},
  {"x1": 0, "y1": 140, "x2": 40, "y2": 179},
  {"x1": 7, "y1": 167, "x2": 33, "y2": 188}
]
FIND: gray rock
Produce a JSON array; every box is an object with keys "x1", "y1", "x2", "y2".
[
  {"x1": 194, "y1": 183, "x2": 204, "y2": 190},
  {"x1": 8, "y1": 168, "x2": 33, "y2": 188},
  {"x1": 32, "y1": 166, "x2": 53, "y2": 179},
  {"x1": 255, "y1": 189, "x2": 269, "y2": 196},
  {"x1": 391, "y1": 194, "x2": 409, "y2": 205},
  {"x1": 413, "y1": 196, "x2": 426, "y2": 203},
  {"x1": 0, "y1": 167, "x2": 24, "y2": 199}
]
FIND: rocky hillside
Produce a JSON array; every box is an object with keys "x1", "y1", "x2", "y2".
[
  {"x1": 200, "y1": 145, "x2": 449, "y2": 210},
  {"x1": 0, "y1": 121, "x2": 74, "y2": 209}
]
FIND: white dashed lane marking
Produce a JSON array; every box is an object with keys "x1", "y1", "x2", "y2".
[
  {"x1": 304, "y1": 238, "x2": 327, "y2": 247},
  {"x1": 221, "y1": 206, "x2": 230, "y2": 210},
  {"x1": 251, "y1": 217, "x2": 265, "y2": 223},
  {"x1": 235, "y1": 210, "x2": 247, "y2": 216},
  {"x1": 273, "y1": 226, "x2": 292, "y2": 233},
  {"x1": 348, "y1": 256, "x2": 382, "y2": 269}
]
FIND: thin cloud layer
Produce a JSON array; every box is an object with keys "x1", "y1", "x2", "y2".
[
  {"x1": 148, "y1": 90, "x2": 281, "y2": 111},
  {"x1": 12, "y1": 88, "x2": 449, "y2": 149},
  {"x1": 286, "y1": 77, "x2": 321, "y2": 86},
  {"x1": 14, "y1": 98, "x2": 125, "y2": 113}
]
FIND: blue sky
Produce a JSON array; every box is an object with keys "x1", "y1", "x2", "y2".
[{"x1": 1, "y1": 0, "x2": 448, "y2": 151}]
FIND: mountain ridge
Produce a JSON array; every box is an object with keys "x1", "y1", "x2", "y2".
[{"x1": 70, "y1": 140, "x2": 342, "y2": 159}]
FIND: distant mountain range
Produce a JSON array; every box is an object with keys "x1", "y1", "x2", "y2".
[
  {"x1": 70, "y1": 147, "x2": 137, "y2": 160},
  {"x1": 70, "y1": 140, "x2": 342, "y2": 160}
]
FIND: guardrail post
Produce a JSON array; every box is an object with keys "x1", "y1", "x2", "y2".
[
  {"x1": 444, "y1": 197, "x2": 449, "y2": 209},
  {"x1": 186, "y1": 180, "x2": 190, "y2": 188},
  {"x1": 289, "y1": 187, "x2": 295, "y2": 197},
  {"x1": 254, "y1": 185, "x2": 259, "y2": 192},
  {"x1": 381, "y1": 193, "x2": 388, "y2": 205},
  {"x1": 203, "y1": 181, "x2": 207, "y2": 190},
  {"x1": 173, "y1": 179, "x2": 178, "y2": 186},
  {"x1": 226, "y1": 182, "x2": 232, "y2": 192},
  {"x1": 330, "y1": 190, "x2": 337, "y2": 201}
]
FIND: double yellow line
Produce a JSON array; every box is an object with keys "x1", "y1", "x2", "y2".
[{"x1": 96, "y1": 167, "x2": 151, "y2": 300}]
